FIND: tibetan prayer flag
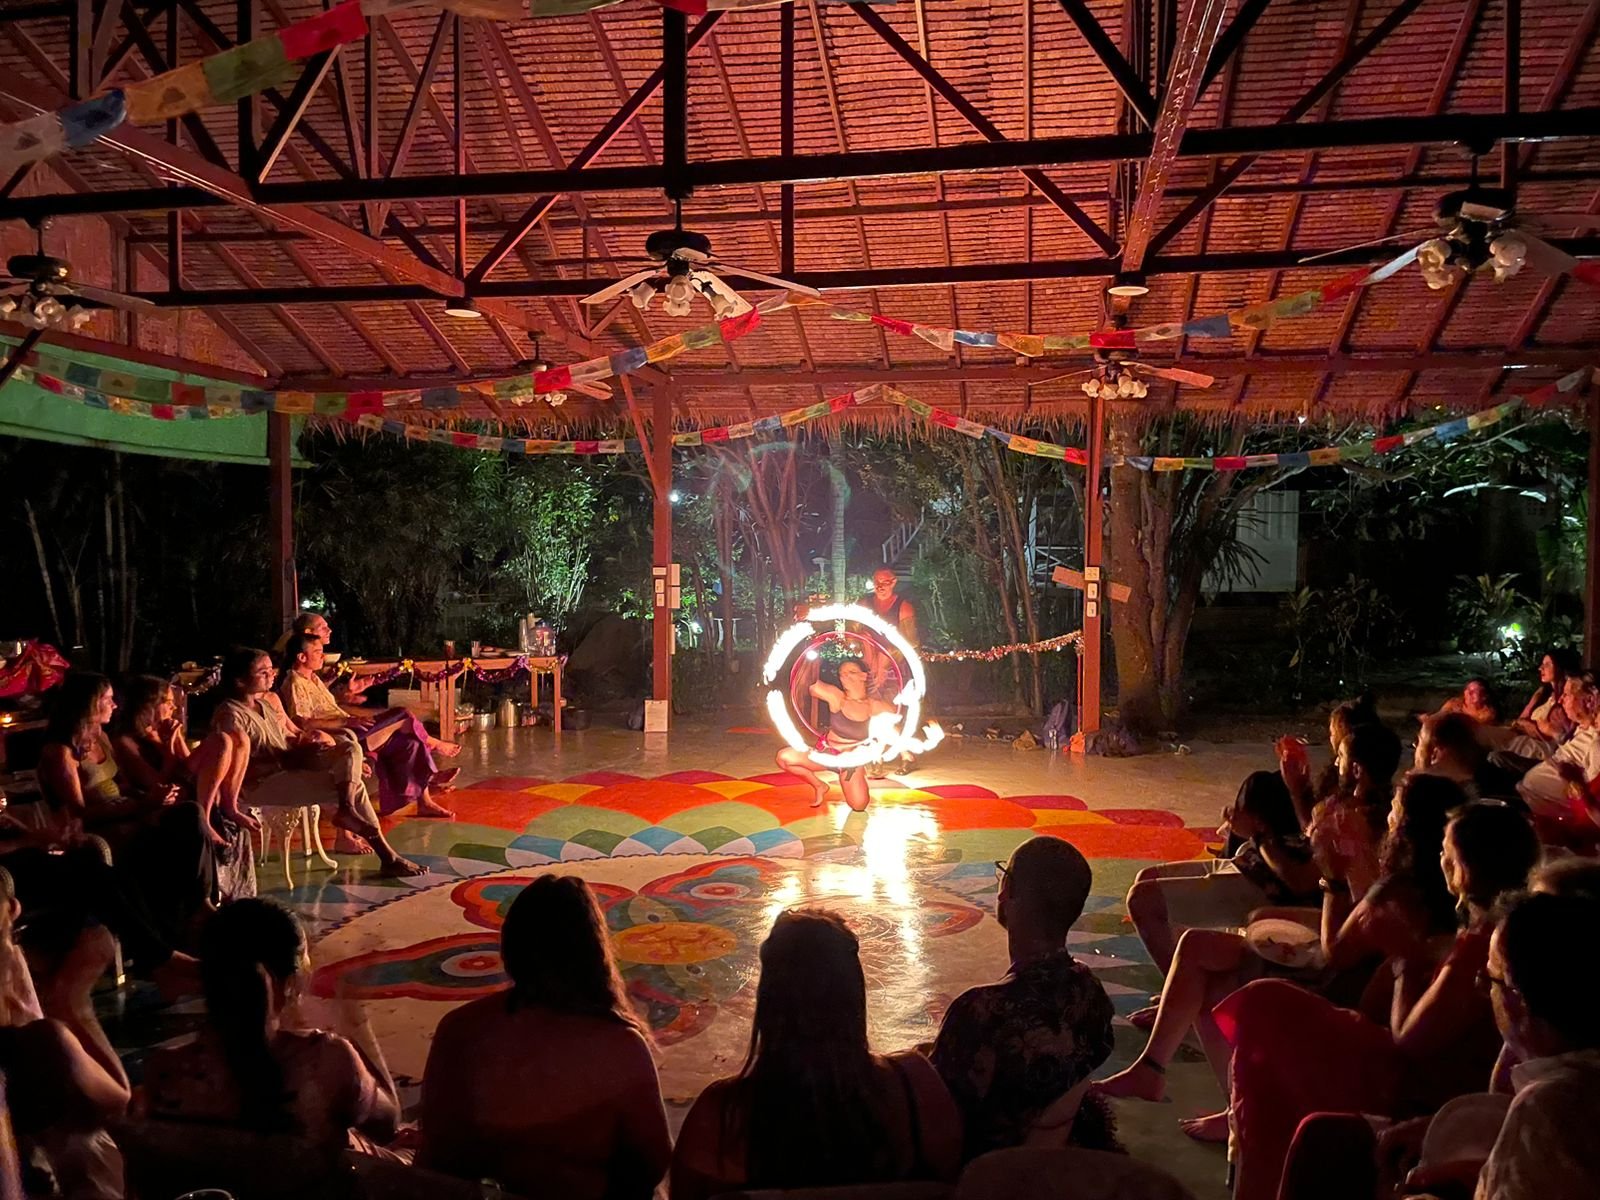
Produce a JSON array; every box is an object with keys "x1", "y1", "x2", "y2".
[
  {"x1": 1433, "y1": 419, "x2": 1470, "y2": 441},
  {"x1": 1372, "y1": 435, "x2": 1404, "y2": 455},
  {"x1": 131, "y1": 375, "x2": 170, "y2": 401},
  {"x1": 928, "y1": 408, "x2": 959, "y2": 429},
  {"x1": 124, "y1": 64, "x2": 211, "y2": 123},
  {"x1": 1572, "y1": 261, "x2": 1600, "y2": 289},
  {"x1": 274, "y1": 391, "x2": 314, "y2": 414},
  {"x1": 1125, "y1": 456, "x2": 1154, "y2": 470},
  {"x1": 719, "y1": 309, "x2": 761, "y2": 341},
  {"x1": 681, "y1": 324, "x2": 720, "y2": 350},
  {"x1": 150, "y1": 405, "x2": 176, "y2": 420},
  {"x1": 60, "y1": 90, "x2": 126, "y2": 147},
  {"x1": 534, "y1": 366, "x2": 571, "y2": 394},
  {"x1": 1362, "y1": 245, "x2": 1420, "y2": 286},
  {"x1": 1339, "y1": 442, "x2": 1374, "y2": 461},
  {"x1": 1151, "y1": 458, "x2": 1185, "y2": 472},
  {"x1": 0, "y1": 112, "x2": 65, "y2": 170},
  {"x1": 1307, "y1": 448, "x2": 1343, "y2": 466},
  {"x1": 1008, "y1": 435, "x2": 1041, "y2": 456},
  {"x1": 478, "y1": 435, "x2": 504, "y2": 453},
  {"x1": 829, "y1": 393, "x2": 857, "y2": 412},
  {"x1": 1232, "y1": 302, "x2": 1276, "y2": 330},
  {"x1": 356, "y1": 413, "x2": 384, "y2": 431},
  {"x1": 1466, "y1": 411, "x2": 1494, "y2": 430},
  {"x1": 1213, "y1": 456, "x2": 1247, "y2": 471},
  {"x1": 904, "y1": 397, "x2": 932, "y2": 418},
  {"x1": 382, "y1": 419, "x2": 406, "y2": 436},
  {"x1": 998, "y1": 333, "x2": 1046, "y2": 357},
  {"x1": 1034, "y1": 443, "x2": 1067, "y2": 461},
  {"x1": 1277, "y1": 452, "x2": 1311, "y2": 470},
  {"x1": 573, "y1": 440, "x2": 599, "y2": 454},
  {"x1": 33, "y1": 374, "x2": 63, "y2": 394},
  {"x1": 1042, "y1": 334, "x2": 1091, "y2": 351},
  {"x1": 1243, "y1": 454, "x2": 1279, "y2": 468},
  {"x1": 646, "y1": 334, "x2": 687, "y2": 363},
  {"x1": 65, "y1": 363, "x2": 100, "y2": 388},
  {"x1": 170, "y1": 383, "x2": 207, "y2": 407},
  {"x1": 568, "y1": 358, "x2": 610, "y2": 383},
  {"x1": 753, "y1": 415, "x2": 783, "y2": 433},
  {"x1": 1089, "y1": 330, "x2": 1137, "y2": 349},
  {"x1": 871, "y1": 314, "x2": 916, "y2": 337},
  {"x1": 1272, "y1": 289, "x2": 1321, "y2": 319},
  {"x1": 207, "y1": 386, "x2": 242, "y2": 409},
  {"x1": 1138, "y1": 323, "x2": 1184, "y2": 342},
  {"x1": 1556, "y1": 369, "x2": 1588, "y2": 393},
  {"x1": 345, "y1": 392, "x2": 384, "y2": 416},
  {"x1": 427, "y1": 429, "x2": 454, "y2": 445},
  {"x1": 953, "y1": 330, "x2": 998, "y2": 348},
  {"x1": 1182, "y1": 314, "x2": 1232, "y2": 339},
  {"x1": 657, "y1": 0, "x2": 709, "y2": 14},
  {"x1": 422, "y1": 387, "x2": 458, "y2": 409},
  {"x1": 1063, "y1": 448, "x2": 1089, "y2": 466},
  {"x1": 240, "y1": 389, "x2": 272, "y2": 412},
  {"x1": 672, "y1": 432, "x2": 704, "y2": 447},
  {"x1": 726, "y1": 421, "x2": 756, "y2": 440},
  {"x1": 313, "y1": 393, "x2": 346, "y2": 414},
  {"x1": 701, "y1": 427, "x2": 730, "y2": 444},
  {"x1": 278, "y1": 1, "x2": 367, "y2": 60},
  {"x1": 502, "y1": 438, "x2": 526, "y2": 455},
  {"x1": 203, "y1": 37, "x2": 296, "y2": 106},
  {"x1": 952, "y1": 417, "x2": 986, "y2": 439},
  {"x1": 828, "y1": 307, "x2": 871, "y2": 322},
  {"x1": 1319, "y1": 263, "x2": 1372, "y2": 301},
  {"x1": 914, "y1": 326, "x2": 955, "y2": 351},
  {"x1": 598, "y1": 440, "x2": 627, "y2": 453},
  {"x1": 779, "y1": 407, "x2": 811, "y2": 427},
  {"x1": 1181, "y1": 457, "x2": 1213, "y2": 470}
]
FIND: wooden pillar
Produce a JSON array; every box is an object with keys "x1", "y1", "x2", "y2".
[
  {"x1": 1080, "y1": 387, "x2": 1106, "y2": 734},
  {"x1": 1586, "y1": 396, "x2": 1600, "y2": 663},
  {"x1": 652, "y1": 385, "x2": 674, "y2": 713},
  {"x1": 268, "y1": 412, "x2": 297, "y2": 631}
]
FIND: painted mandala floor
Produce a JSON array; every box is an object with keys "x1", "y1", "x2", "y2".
[{"x1": 109, "y1": 732, "x2": 1259, "y2": 1200}]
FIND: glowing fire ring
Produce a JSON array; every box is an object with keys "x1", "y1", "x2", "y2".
[{"x1": 762, "y1": 603, "x2": 944, "y2": 770}]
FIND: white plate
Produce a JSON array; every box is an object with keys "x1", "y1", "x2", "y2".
[{"x1": 1245, "y1": 918, "x2": 1324, "y2": 970}]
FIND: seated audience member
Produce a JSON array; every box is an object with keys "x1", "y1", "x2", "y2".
[
  {"x1": 1279, "y1": 695, "x2": 1382, "y2": 830},
  {"x1": 671, "y1": 910, "x2": 961, "y2": 1200},
  {"x1": 1514, "y1": 671, "x2": 1600, "y2": 819},
  {"x1": 277, "y1": 633, "x2": 456, "y2": 819},
  {"x1": 930, "y1": 837, "x2": 1115, "y2": 1160},
  {"x1": 1217, "y1": 796, "x2": 1539, "y2": 1200},
  {"x1": 1127, "y1": 771, "x2": 1318, "y2": 976},
  {"x1": 1294, "y1": 723, "x2": 1406, "y2": 906},
  {"x1": 110, "y1": 674, "x2": 255, "y2": 847},
  {"x1": 212, "y1": 648, "x2": 422, "y2": 877},
  {"x1": 420, "y1": 876, "x2": 670, "y2": 1200},
  {"x1": 1438, "y1": 679, "x2": 1500, "y2": 726},
  {"x1": 275, "y1": 612, "x2": 367, "y2": 706},
  {"x1": 1470, "y1": 891, "x2": 1600, "y2": 1199},
  {"x1": 1489, "y1": 649, "x2": 1579, "y2": 762},
  {"x1": 37, "y1": 673, "x2": 219, "y2": 941},
  {"x1": 145, "y1": 899, "x2": 399, "y2": 1152},
  {"x1": 1096, "y1": 773, "x2": 1469, "y2": 1143},
  {"x1": 1417, "y1": 712, "x2": 1505, "y2": 800},
  {"x1": 0, "y1": 867, "x2": 130, "y2": 1199},
  {"x1": 1528, "y1": 854, "x2": 1600, "y2": 900}
]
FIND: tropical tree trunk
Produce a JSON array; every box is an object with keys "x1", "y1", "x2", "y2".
[
  {"x1": 984, "y1": 442, "x2": 1044, "y2": 714},
  {"x1": 961, "y1": 447, "x2": 1025, "y2": 707}
]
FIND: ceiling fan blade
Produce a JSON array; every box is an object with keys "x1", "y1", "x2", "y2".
[
  {"x1": 1519, "y1": 232, "x2": 1579, "y2": 276},
  {"x1": 1296, "y1": 229, "x2": 1433, "y2": 265},
  {"x1": 569, "y1": 381, "x2": 613, "y2": 400},
  {"x1": 705, "y1": 261, "x2": 821, "y2": 297},
  {"x1": 1135, "y1": 364, "x2": 1216, "y2": 388},
  {"x1": 579, "y1": 269, "x2": 657, "y2": 306},
  {"x1": 66, "y1": 283, "x2": 156, "y2": 311}
]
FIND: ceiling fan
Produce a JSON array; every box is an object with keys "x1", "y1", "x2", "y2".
[
  {"x1": 1062, "y1": 352, "x2": 1217, "y2": 399},
  {"x1": 516, "y1": 334, "x2": 612, "y2": 408},
  {"x1": 580, "y1": 202, "x2": 820, "y2": 318},
  {"x1": 1299, "y1": 167, "x2": 1600, "y2": 289},
  {"x1": 0, "y1": 220, "x2": 155, "y2": 330}
]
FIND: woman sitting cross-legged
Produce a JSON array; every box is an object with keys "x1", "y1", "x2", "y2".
[
  {"x1": 144, "y1": 898, "x2": 400, "y2": 1153},
  {"x1": 1482, "y1": 648, "x2": 1580, "y2": 766},
  {"x1": 419, "y1": 875, "x2": 671, "y2": 1200},
  {"x1": 670, "y1": 908, "x2": 962, "y2": 1200},
  {"x1": 1217, "y1": 796, "x2": 1541, "y2": 1200},
  {"x1": 211, "y1": 648, "x2": 422, "y2": 878},
  {"x1": 37, "y1": 672, "x2": 222, "y2": 942},
  {"x1": 1095, "y1": 772, "x2": 1470, "y2": 1144},
  {"x1": 110, "y1": 674, "x2": 255, "y2": 858}
]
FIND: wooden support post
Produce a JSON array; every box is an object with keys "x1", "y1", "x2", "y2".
[
  {"x1": 1587, "y1": 396, "x2": 1600, "y2": 663},
  {"x1": 1080, "y1": 386, "x2": 1106, "y2": 735},
  {"x1": 268, "y1": 412, "x2": 297, "y2": 631},
  {"x1": 652, "y1": 385, "x2": 674, "y2": 716}
]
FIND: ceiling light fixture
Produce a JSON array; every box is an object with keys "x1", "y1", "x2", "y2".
[
  {"x1": 1106, "y1": 272, "x2": 1150, "y2": 298},
  {"x1": 443, "y1": 297, "x2": 483, "y2": 319}
]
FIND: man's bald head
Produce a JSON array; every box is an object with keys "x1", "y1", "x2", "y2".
[{"x1": 999, "y1": 836, "x2": 1093, "y2": 940}]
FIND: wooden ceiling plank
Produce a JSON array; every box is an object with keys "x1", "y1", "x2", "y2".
[{"x1": 1053, "y1": 0, "x2": 1157, "y2": 126}]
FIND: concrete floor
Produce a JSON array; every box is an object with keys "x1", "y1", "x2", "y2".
[{"x1": 267, "y1": 721, "x2": 1269, "y2": 1199}]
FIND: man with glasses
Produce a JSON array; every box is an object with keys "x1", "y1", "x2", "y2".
[{"x1": 929, "y1": 837, "x2": 1114, "y2": 1160}]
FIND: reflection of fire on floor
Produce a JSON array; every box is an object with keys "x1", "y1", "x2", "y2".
[{"x1": 242, "y1": 768, "x2": 1229, "y2": 1198}]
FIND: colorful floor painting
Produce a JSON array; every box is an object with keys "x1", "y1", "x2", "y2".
[{"x1": 257, "y1": 767, "x2": 1230, "y2": 1198}]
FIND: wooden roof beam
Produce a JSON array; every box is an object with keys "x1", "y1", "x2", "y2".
[
  {"x1": 850, "y1": 2, "x2": 1117, "y2": 256},
  {"x1": 1053, "y1": 0, "x2": 1157, "y2": 127},
  {"x1": 1198, "y1": 0, "x2": 1275, "y2": 95}
]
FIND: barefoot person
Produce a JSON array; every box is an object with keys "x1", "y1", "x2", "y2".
[
  {"x1": 213, "y1": 648, "x2": 423, "y2": 878},
  {"x1": 775, "y1": 659, "x2": 896, "y2": 813},
  {"x1": 277, "y1": 633, "x2": 457, "y2": 819}
]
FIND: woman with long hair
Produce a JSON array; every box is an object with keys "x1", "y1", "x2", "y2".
[
  {"x1": 1489, "y1": 648, "x2": 1580, "y2": 762},
  {"x1": 775, "y1": 658, "x2": 898, "y2": 812},
  {"x1": 144, "y1": 898, "x2": 398, "y2": 1148},
  {"x1": 109, "y1": 675, "x2": 253, "y2": 846},
  {"x1": 37, "y1": 672, "x2": 219, "y2": 941},
  {"x1": 419, "y1": 875, "x2": 670, "y2": 1200},
  {"x1": 671, "y1": 909, "x2": 961, "y2": 1200},
  {"x1": 1216, "y1": 793, "x2": 1540, "y2": 1200}
]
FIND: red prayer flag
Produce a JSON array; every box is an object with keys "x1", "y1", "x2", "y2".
[
  {"x1": 345, "y1": 391, "x2": 384, "y2": 415},
  {"x1": 171, "y1": 382, "x2": 206, "y2": 407},
  {"x1": 534, "y1": 366, "x2": 571, "y2": 394},
  {"x1": 829, "y1": 393, "x2": 857, "y2": 411},
  {"x1": 1088, "y1": 329, "x2": 1137, "y2": 349},
  {"x1": 1371, "y1": 435, "x2": 1404, "y2": 454},
  {"x1": 1064, "y1": 448, "x2": 1089, "y2": 466},
  {"x1": 279, "y1": 1, "x2": 367, "y2": 60},
  {"x1": 451, "y1": 432, "x2": 479, "y2": 449},
  {"x1": 655, "y1": 0, "x2": 709, "y2": 13},
  {"x1": 871, "y1": 314, "x2": 917, "y2": 336},
  {"x1": 1573, "y1": 260, "x2": 1600, "y2": 289},
  {"x1": 930, "y1": 409, "x2": 959, "y2": 428},
  {"x1": 701, "y1": 427, "x2": 730, "y2": 444},
  {"x1": 719, "y1": 309, "x2": 762, "y2": 341},
  {"x1": 36, "y1": 374, "x2": 63, "y2": 394},
  {"x1": 573, "y1": 441, "x2": 600, "y2": 455},
  {"x1": 1213, "y1": 456, "x2": 1247, "y2": 471},
  {"x1": 1319, "y1": 264, "x2": 1372, "y2": 301},
  {"x1": 151, "y1": 404, "x2": 176, "y2": 420}
]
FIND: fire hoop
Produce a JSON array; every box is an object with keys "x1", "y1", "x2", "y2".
[{"x1": 761, "y1": 603, "x2": 943, "y2": 769}]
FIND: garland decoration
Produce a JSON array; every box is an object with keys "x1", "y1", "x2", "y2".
[{"x1": 925, "y1": 631, "x2": 1084, "y2": 662}]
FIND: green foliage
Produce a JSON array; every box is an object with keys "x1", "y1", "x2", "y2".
[
  {"x1": 1282, "y1": 577, "x2": 1406, "y2": 693},
  {"x1": 1447, "y1": 573, "x2": 1580, "y2": 671}
]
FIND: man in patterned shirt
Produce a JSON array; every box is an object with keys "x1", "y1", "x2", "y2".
[{"x1": 929, "y1": 836, "x2": 1115, "y2": 1160}]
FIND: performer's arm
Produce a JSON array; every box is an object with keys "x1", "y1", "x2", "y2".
[
  {"x1": 809, "y1": 681, "x2": 844, "y2": 706},
  {"x1": 900, "y1": 603, "x2": 920, "y2": 647}
]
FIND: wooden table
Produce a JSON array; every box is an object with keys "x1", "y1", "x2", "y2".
[{"x1": 343, "y1": 655, "x2": 563, "y2": 742}]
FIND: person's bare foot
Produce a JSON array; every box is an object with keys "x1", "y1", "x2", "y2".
[
  {"x1": 809, "y1": 781, "x2": 828, "y2": 808},
  {"x1": 223, "y1": 805, "x2": 260, "y2": 834},
  {"x1": 429, "y1": 767, "x2": 461, "y2": 792},
  {"x1": 414, "y1": 796, "x2": 455, "y2": 819},
  {"x1": 1092, "y1": 1058, "x2": 1167, "y2": 1102},
  {"x1": 1179, "y1": 1111, "x2": 1230, "y2": 1143},
  {"x1": 378, "y1": 855, "x2": 426, "y2": 878},
  {"x1": 334, "y1": 832, "x2": 372, "y2": 855},
  {"x1": 1128, "y1": 1004, "x2": 1159, "y2": 1031},
  {"x1": 331, "y1": 805, "x2": 380, "y2": 843},
  {"x1": 431, "y1": 740, "x2": 462, "y2": 758}
]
